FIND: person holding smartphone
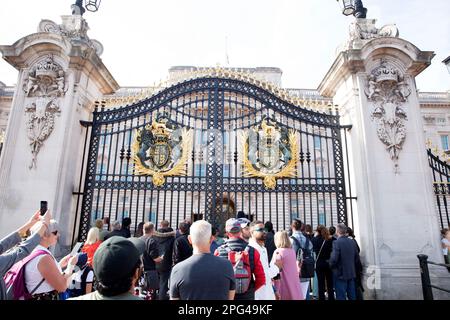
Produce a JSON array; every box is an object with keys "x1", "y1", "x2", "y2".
[
  {"x1": 23, "y1": 218, "x2": 78, "y2": 300},
  {"x1": 0, "y1": 209, "x2": 51, "y2": 300}
]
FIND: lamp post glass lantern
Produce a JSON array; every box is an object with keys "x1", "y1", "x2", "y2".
[
  {"x1": 85, "y1": 0, "x2": 101, "y2": 12},
  {"x1": 337, "y1": 0, "x2": 356, "y2": 16},
  {"x1": 444, "y1": 56, "x2": 450, "y2": 75}
]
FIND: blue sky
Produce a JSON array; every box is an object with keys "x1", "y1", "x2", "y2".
[{"x1": 1, "y1": 0, "x2": 449, "y2": 91}]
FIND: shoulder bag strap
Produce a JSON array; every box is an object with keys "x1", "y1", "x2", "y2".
[
  {"x1": 314, "y1": 239, "x2": 326, "y2": 269},
  {"x1": 290, "y1": 236, "x2": 302, "y2": 260},
  {"x1": 29, "y1": 278, "x2": 46, "y2": 295}
]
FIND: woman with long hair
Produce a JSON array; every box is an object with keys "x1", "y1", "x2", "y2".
[
  {"x1": 81, "y1": 227, "x2": 102, "y2": 267},
  {"x1": 311, "y1": 225, "x2": 334, "y2": 300},
  {"x1": 271, "y1": 231, "x2": 303, "y2": 300}
]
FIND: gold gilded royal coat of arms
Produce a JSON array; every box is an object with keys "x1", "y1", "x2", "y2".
[
  {"x1": 241, "y1": 117, "x2": 298, "y2": 189},
  {"x1": 132, "y1": 113, "x2": 193, "y2": 186}
]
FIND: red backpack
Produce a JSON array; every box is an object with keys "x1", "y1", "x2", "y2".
[
  {"x1": 225, "y1": 246, "x2": 254, "y2": 294},
  {"x1": 3, "y1": 249, "x2": 49, "y2": 300}
]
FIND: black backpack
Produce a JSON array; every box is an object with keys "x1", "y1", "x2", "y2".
[{"x1": 291, "y1": 235, "x2": 315, "y2": 278}]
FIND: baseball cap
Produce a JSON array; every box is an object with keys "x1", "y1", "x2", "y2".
[
  {"x1": 236, "y1": 217, "x2": 250, "y2": 228},
  {"x1": 225, "y1": 218, "x2": 241, "y2": 233},
  {"x1": 93, "y1": 236, "x2": 145, "y2": 285}
]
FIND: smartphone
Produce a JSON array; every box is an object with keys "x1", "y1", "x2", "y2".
[{"x1": 40, "y1": 201, "x2": 48, "y2": 216}]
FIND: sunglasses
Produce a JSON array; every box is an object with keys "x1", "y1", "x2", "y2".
[
  {"x1": 51, "y1": 230, "x2": 58, "y2": 236},
  {"x1": 254, "y1": 227, "x2": 267, "y2": 233}
]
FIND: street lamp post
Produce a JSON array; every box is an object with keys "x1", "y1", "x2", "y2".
[
  {"x1": 336, "y1": 0, "x2": 367, "y2": 18},
  {"x1": 71, "y1": 0, "x2": 101, "y2": 16},
  {"x1": 443, "y1": 56, "x2": 450, "y2": 75}
]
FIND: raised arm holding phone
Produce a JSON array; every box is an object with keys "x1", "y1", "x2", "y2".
[{"x1": 0, "y1": 209, "x2": 51, "y2": 300}]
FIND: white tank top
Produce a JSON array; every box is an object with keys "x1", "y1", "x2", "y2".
[{"x1": 25, "y1": 245, "x2": 62, "y2": 294}]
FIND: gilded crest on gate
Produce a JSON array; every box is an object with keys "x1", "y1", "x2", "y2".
[
  {"x1": 241, "y1": 117, "x2": 298, "y2": 189},
  {"x1": 132, "y1": 113, "x2": 193, "y2": 186}
]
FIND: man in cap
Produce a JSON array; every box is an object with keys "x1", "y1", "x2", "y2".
[
  {"x1": 236, "y1": 217, "x2": 251, "y2": 242},
  {"x1": 70, "y1": 236, "x2": 145, "y2": 300},
  {"x1": 214, "y1": 218, "x2": 265, "y2": 300}
]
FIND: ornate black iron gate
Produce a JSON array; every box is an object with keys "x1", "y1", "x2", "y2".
[
  {"x1": 427, "y1": 149, "x2": 450, "y2": 229},
  {"x1": 74, "y1": 75, "x2": 354, "y2": 241}
]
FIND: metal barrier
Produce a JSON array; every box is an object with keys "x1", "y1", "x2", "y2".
[{"x1": 417, "y1": 254, "x2": 450, "y2": 300}]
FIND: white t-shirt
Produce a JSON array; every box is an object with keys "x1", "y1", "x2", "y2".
[
  {"x1": 69, "y1": 268, "x2": 94, "y2": 290},
  {"x1": 442, "y1": 238, "x2": 450, "y2": 255},
  {"x1": 25, "y1": 245, "x2": 62, "y2": 294}
]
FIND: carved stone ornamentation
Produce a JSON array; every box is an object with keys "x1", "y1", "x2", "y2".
[
  {"x1": 340, "y1": 19, "x2": 399, "y2": 51},
  {"x1": 25, "y1": 97, "x2": 61, "y2": 169},
  {"x1": 364, "y1": 60, "x2": 411, "y2": 173},
  {"x1": 23, "y1": 55, "x2": 66, "y2": 97},
  {"x1": 23, "y1": 55, "x2": 65, "y2": 169},
  {"x1": 38, "y1": 17, "x2": 104, "y2": 56}
]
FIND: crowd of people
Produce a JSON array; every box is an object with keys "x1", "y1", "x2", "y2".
[{"x1": 0, "y1": 207, "x2": 378, "y2": 301}]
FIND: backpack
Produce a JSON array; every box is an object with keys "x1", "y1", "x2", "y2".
[
  {"x1": 224, "y1": 245, "x2": 255, "y2": 295},
  {"x1": 291, "y1": 235, "x2": 315, "y2": 279},
  {"x1": 4, "y1": 249, "x2": 49, "y2": 300},
  {"x1": 67, "y1": 265, "x2": 94, "y2": 298}
]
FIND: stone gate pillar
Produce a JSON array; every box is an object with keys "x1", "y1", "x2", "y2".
[
  {"x1": 318, "y1": 19, "x2": 446, "y2": 299},
  {"x1": 0, "y1": 15, "x2": 118, "y2": 254}
]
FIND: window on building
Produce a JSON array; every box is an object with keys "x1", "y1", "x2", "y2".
[
  {"x1": 95, "y1": 163, "x2": 107, "y2": 181},
  {"x1": 91, "y1": 208, "x2": 103, "y2": 223},
  {"x1": 147, "y1": 211, "x2": 156, "y2": 223},
  {"x1": 120, "y1": 162, "x2": 133, "y2": 181},
  {"x1": 290, "y1": 199, "x2": 299, "y2": 220},
  {"x1": 99, "y1": 135, "x2": 110, "y2": 147},
  {"x1": 318, "y1": 213, "x2": 325, "y2": 226},
  {"x1": 318, "y1": 200, "x2": 325, "y2": 225},
  {"x1": 314, "y1": 136, "x2": 321, "y2": 150},
  {"x1": 223, "y1": 133, "x2": 229, "y2": 148},
  {"x1": 316, "y1": 167, "x2": 323, "y2": 179},
  {"x1": 441, "y1": 135, "x2": 449, "y2": 150},
  {"x1": 195, "y1": 164, "x2": 206, "y2": 177},
  {"x1": 196, "y1": 130, "x2": 208, "y2": 145},
  {"x1": 120, "y1": 196, "x2": 129, "y2": 203},
  {"x1": 223, "y1": 165, "x2": 230, "y2": 177}
]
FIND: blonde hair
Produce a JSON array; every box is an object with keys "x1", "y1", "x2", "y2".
[
  {"x1": 85, "y1": 227, "x2": 100, "y2": 245},
  {"x1": 94, "y1": 219, "x2": 104, "y2": 229},
  {"x1": 274, "y1": 230, "x2": 292, "y2": 249}
]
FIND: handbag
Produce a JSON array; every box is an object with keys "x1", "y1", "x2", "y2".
[{"x1": 144, "y1": 270, "x2": 160, "y2": 290}]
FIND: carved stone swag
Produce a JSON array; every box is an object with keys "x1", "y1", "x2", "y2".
[{"x1": 364, "y1": 60, "x2": 411, "y2": 173}]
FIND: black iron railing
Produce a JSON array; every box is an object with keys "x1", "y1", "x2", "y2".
[
  {"x1": 427, "y1": 149, "x2": 450, "y2": 230},
  {"x1": 417, "y1": 254, "x2": 450, "y2": 300}
]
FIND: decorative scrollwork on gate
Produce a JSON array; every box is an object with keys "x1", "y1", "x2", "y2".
[
  {"x1": 241, "y1": 118, "x2": 299, "y2": 189},
  {"x1": 131, "y1": 113, "x2": 193, "y2": 186}
]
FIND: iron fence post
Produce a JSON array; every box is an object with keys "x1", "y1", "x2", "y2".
[{"x1": 417, "y1": 254, "x2": 434, "y2": 300}]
